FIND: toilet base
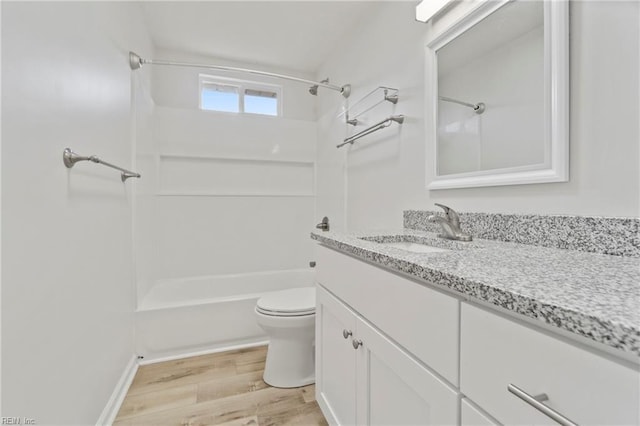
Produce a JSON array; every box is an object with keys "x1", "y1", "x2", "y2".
[
  {"x1": 255, "y1": 311, "x2": 315, "y2": 388},
  {"x1": 263, "y1": 337, "x2": 315, "y2": 388}
]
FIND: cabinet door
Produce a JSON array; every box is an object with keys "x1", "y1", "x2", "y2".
[
  {"x1": 355, "y1": 317, "x2": 459, "y2": 426},
  {"x1": 316, "y1": 286, "x2": 358, "y2": 426},
  {"x1": 461, "y1": 399, "x2": 499, "y2": 426}
]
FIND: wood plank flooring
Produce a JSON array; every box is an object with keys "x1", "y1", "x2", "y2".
[{"x1": 114, "y1": 345, "x2": 328, "y2": 426}]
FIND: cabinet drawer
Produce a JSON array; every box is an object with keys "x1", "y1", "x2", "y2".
[
  {"x1": 461, "y1": 303, "x2": 640, "y2": 425},
  {"x1": 316, "y1": 245, "x2": 459, "y2": 385}
]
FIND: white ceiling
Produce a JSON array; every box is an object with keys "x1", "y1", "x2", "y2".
[{"x1": 141, "y1": 1, "x2": 385, "y2": 74}]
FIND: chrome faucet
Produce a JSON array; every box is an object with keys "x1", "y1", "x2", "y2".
[{"x1": 428, "y1": 204, "x2": 472, "y2": 242}]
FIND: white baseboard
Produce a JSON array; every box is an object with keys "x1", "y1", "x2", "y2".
[
  {"x1": 317, "y1": 392, "x2": 339, "y2": 426},
  {"x1": 138, "y1": 339, "x2": 269, "y2": 366},
  {"x1": 96, "y1": 355, "x2": 139, "y2": 426}
]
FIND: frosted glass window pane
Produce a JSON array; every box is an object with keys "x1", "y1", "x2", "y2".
[
  {"x1": 245, "y1": 89, "x2": 278, "y2": 116},
  {"x1": 201, "y1": 85, "x2": 239, "y2": 113}
]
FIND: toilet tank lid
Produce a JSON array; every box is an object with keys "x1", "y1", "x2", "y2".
[{"x1": 256, "y1": 287, "x2": 316, "y2": 313}]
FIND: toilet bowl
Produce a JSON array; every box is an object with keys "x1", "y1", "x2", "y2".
[{"x1": 255, "y1": 287, "x2": 316, "y2": 388}]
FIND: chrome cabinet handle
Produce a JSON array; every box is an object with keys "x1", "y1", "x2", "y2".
[
  {"x1": 352, "y1": 339, "x2": 363, "y2": 349},
  {"x1": 342, "y1": 329, "x2": 352, "y2": 339},
  {"x1": 508, "y1": 384, "x2": 578, "y2": 426}
]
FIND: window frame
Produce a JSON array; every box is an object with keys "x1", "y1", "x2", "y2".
[{"x1": 199, "y1": 74, "x2": 283, "y2": 117}]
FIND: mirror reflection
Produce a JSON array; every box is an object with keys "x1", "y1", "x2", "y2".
[{"x1": 436, "y1": 1, "x2": 545, "y2": 176}]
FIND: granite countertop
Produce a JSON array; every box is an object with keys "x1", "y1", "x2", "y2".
[{"x1": 311, "y1": 228, "x2": 640, "y2": 358}]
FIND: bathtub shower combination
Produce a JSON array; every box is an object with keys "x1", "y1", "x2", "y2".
[
  {"x1": 136, "y1": 269, "x2": 315, "y2": 359},
  {"x1": 128, "y1": 48, "x2": 349, "y2": 370}
]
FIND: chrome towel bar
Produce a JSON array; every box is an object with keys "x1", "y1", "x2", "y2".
[
  {"x1": 63, "y1": 148, "x2": 141, "y2": 182},
  {"x1": 339, "y1": 86, "x2": 399, "y2": 126},
  {"x1": 337, "y1": 115, "x2": 405, "y2": 148}
]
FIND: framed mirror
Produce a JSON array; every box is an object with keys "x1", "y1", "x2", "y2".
[{"x1": 426, "y1": 0, "x2": 569, "y2": 190}]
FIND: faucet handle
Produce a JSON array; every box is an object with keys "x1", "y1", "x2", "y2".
[
  {"x1": 434, "y1": 203, "x2": 460, "y2": 229},
  {"x1": 316, "y1": 216, "x2": 330, "y2": 232}
]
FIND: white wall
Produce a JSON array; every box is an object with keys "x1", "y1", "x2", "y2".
[
  {"x1": 1, "y1": 2, "x2": 152, "y2": 424},
  {"x1": 316, "y1": 1, "x2": 640, "y2": 233},
  {"x1": 136, "y1": 48, "x2": 318, "y2": 302}
]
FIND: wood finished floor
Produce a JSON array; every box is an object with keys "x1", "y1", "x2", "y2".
[{"x1": 114, "y1": 345, "x2": 327, "y2": 426}]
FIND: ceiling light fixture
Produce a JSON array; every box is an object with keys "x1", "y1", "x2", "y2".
[{"x1": 415, "y1": 0, "x2": 453, "y2": 23}]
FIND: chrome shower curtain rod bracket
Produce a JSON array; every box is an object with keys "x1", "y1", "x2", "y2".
[
  {"x1": 340, "y1": 84, "x2": 351, "y2": 98},
  {"x1": 128, "y1": 51, "x2": 351, "y2": 98},
  {"x1": 129, "y1": 51, "x2": 143, "y2": 70}
]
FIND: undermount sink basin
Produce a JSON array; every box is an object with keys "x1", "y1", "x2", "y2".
[
  {"x1": 382, "y1": 241, "x2": 450, "y2": 254},
  {"x1": 357, "y1": 234, "x2": 471, "y2": 254}
]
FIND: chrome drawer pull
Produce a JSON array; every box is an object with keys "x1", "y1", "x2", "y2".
[
  {"x1": 352, "y1": 339, "x2": 363, "y2": 349},
  {"x1": 342, "y1": 329, "x2": 353, "y2": 339},
  {"x1": 508, "y1": 384, "x2": 578, "y2": 426}
]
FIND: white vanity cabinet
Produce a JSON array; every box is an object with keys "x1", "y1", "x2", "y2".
[
  {"x1": 317, "y1": 286, "x2": 459, "y2": 426},
  {"x1": 314, "y1": 244, "x2": 640, "y2": 426},
  {"x1": 315, "y1": 245, "x2": 460, "y2": 384},
  {"x1": 460, "y1": 303, "x2": 640, "y2": 426},
  {"x1": 315, "y1": 245, "x2": 460, "y2": 426}
]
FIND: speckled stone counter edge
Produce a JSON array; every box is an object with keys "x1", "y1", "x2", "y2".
[
  {"x1": 404, "y1": 210, "x2": 640, "y2": 257},
  {"x1": 311, "y1": 231, "x2": 640, "y2": 357}
]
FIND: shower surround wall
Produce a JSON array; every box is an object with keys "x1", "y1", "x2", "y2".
[
  {"x1": 1, "y1": 2, "x2": 152, "y2": 424},
  {"x1": 134, "y1": 48, "x2": 318, "y2": 359},
  {"x1": 315, "y1": 1, "x2": 640, "y2": 233}
]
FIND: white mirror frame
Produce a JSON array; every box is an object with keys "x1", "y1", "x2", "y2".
[{"x1": 426, "y1": 0, "x2": 569, "y2": 190}]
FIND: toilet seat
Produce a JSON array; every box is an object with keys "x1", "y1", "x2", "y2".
[{"x1": 256, "y1": 287, "x2": 316, "y2": 317}]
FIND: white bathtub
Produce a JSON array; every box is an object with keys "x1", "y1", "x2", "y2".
[{"x1": 135, "y1": 268, "x2": 314, "y2": 360}]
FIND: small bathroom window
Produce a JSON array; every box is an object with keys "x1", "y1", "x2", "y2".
[
  {"x1": 201, "y1": 82, "x2": 240, "y2": 113},
  {"x1": 244, "y1": 88, "x2": 278, "y2": 116},
  {"x1": 200, "y1": 75, "x2": 281, "y2": 117}
]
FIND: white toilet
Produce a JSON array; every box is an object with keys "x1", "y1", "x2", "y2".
[{"x1": 255, "y1": 287, "x2": 316, "y2": 388}]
